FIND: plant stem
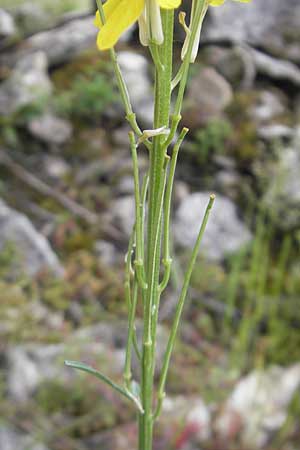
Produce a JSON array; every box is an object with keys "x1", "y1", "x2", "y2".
[
  {"x1": 154, "y1": 194, "x2": 215, "y2": 420},
  {"x1": 139, "y1": 10, "x2": 174, "y2": 450}
]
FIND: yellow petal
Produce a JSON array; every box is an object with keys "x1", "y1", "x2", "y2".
[
  {"x1": 209, "y1": 0, "x2": 225, "y2": 5},
  {"x1": 97, "y1": 0, "x2": 144, "y2": 50},
  {"x1": 157, "y1": 0, "x2": 181, "y2": 9},
  {"x1": 209, "y1": 0, "x2": 251, "y2": 6},
  {"x1": 94, "y1": 0, "x2": 123, "y2": 29}
]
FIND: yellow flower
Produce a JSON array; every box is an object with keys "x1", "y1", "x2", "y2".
[
  {"x1": 95, "y1": 0, "x2": 181, "y2": 50},
  {"x1": 209, "y1": 0, "x2": 251, "y2": 6}
]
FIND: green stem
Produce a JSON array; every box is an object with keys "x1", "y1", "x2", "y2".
[
  {"x1": 172, "y1": 0, "x2": 207, "y2": 132},
  {"x1": 154, "y1": 194, "x2": 215, "y2": 420},
  {"x1": 140, "y1": 10, "x2": 174, "y2": 450},
  {"x1": 159, "y1": 128, "x2": 189, "y2": 294},
  {"x1": 96, "y1": 0, "x2": 151, "y2": 151},
  {"x1": 124, "y1": 280, "x2": 139, "y2": 388},
  {"x1": 130, "y1": 132, "x2": 148, "y2": 290}
]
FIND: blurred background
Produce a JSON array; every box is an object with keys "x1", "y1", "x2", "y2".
[{"x1": 0, "y1": 0, "x2": 299, "y2": 449}]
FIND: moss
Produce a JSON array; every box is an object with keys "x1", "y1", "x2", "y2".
[{"x1": 226, "y1": 92, "x2": 260, "y2": 164}]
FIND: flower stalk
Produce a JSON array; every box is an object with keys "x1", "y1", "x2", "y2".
[{"x1": 66, "y1": 0, "x2": 251, "y2": 448}]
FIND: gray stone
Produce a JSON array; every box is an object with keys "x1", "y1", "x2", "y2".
[
  {"x1": 95, "y1": 239, "x2": 119, "y2": 267},
  {"x1": 215, "y1": 170, "x2": 241, "y2": 199},
  {"x1": 251, "y1": 49, "x2": 300, "y2": 86},
  {"x1": 162, "y1": 396, "x2": 211, "y2": 442},
  {"x1": 0, "y1": 425, "x2": 49, "y2": 450},
  {"x1": 205, "y1": 0, "x2": 300, "y2": 61},
  {"x1": 11, "y1": 2, "x2": 52, "y2": 36},
  {"x1": 23, "y1": 16, "x2": 98, "y2": 66},
  {"x1": 263, "y1": 131, "x2": 300, "y2": 229},
  {"x1": 258, "y1": 124, "x2": 293, "y2": 141},
  {"x1": 117, "y1": 175, "x2": 134, "y2": 195},
  {"x1": 6, "y1": 321, "x2": 168, "y2": 402},
  {"x1": 43, "y1": 155, "x2": 70, "y2": 179},
  {"x1": 213, "y1": 46, "x2": 256, "y2": 88},
  {"x1": 174, "y1": 192, "x2": 252, "y2": 261},
  {"x1": 0, "y1": 9, "x2": 16, "y2": 39},
  {"x1": 0, "y1": 199, "x2": 63, "y2": 277},
  {"x1": 183, "y1": 67, "x2": 233, "y2": 129},
  {"x1": 216, "y1": 364, "x2": 300, "y2": 448},
  {"x1": 28, "y1": 113, "x2": 73, "y2": 145},
  {"x1": 0, "y1": 52, "x2": 52, "y2": 116},
  {"x1": 111, "y1": 195, "x2": 135, "y2": 238},
  {"x1": 118, "y1": 51, "x2": 154, "y2": 127},
  {"x1": 250, "y1": 90, "x2": 287, "y2": 123}
]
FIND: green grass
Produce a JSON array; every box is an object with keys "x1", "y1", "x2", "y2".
[{"x1": 1, "y1": 0, "x2": 91, "y2": 15}]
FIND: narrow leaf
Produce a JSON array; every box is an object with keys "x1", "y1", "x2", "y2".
[{"x1": 65, "y1": 360, "x2": 144, "y2": 413}]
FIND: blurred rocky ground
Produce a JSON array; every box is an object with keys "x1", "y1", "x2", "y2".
[{"x1": 0, "y1": 1, "x2": 300, "y2": 449}]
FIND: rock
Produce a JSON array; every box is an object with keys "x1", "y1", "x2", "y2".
[
  {"x1": 250, "y1": 90, "x2": 287, "y2": 123},
  {"x1": 205, "y1": 0, "x2": 300, "y2": 61},
  {"x1": 28, "y1": 113, "x2": 73, "y2": 146},
  {"x1": 117, "y1": 175, "x2": 134, "y2": 195},
  {"x1": 251, "y1": 49, "x2": 300, "y2": 86},
  {"x1": 111, "y1": 196, "x2": 135, "y2": 238},
  {"x1": 6, "y1": 321, "x2": 168, "y2": 402},
  {"x1": 183, "y1": 67, "x2": 233, "y2": 129},
  {"x1": 263, "y1": 129, "x2": 300, "y2": 229},
  {"x1": 112, "y1": 125, "x2": 131, "y2": 149},
  {"x1": 162, "y1": 396, "x2": 211, "y2": 443},
  {"x1": 0, "y1": 424, "x2": 49, "y2": 450},
  {"x1": 0, "y1": 52, "x2": 52, "y2": 116},
  {"x1": 216, "y1": 364, "x2": 300, "y2": 448},
  {"x1": 174, "y1": 192, "x2": 252, "y2": 261},
  {"x1": 11, "y1": 2, "x2": 52, "y2": 36},
  {"x1": 0, "y1": 199, "x2": 63, "y2": 277},
  {"x1": 43, "y1": 155, "x2": 70, "y2": 179},
  {"x1": 215, "y1": 170, "x2": 241, "y2": 199},
  {"x1": 117, "y1": 51, "x2": 154, "y2": 127},
  {"x1": 258, "y1": 124, "x2": 293, "y2": 141},
  {"x1": 0, "y1": 9, "x2": 16, "y2": 39},
  {"x1": 95, "y1": 239, "x2": 120, "y2": 267},
  {"x1": 6, "y1": 328, "x2": 122, "y2": 401},
  {"x1": 210, "y1": 46, "x2": 256, "y2": 88},
  {"x1": 19, "y1": 16, "x2": 98, "y2": 66}
]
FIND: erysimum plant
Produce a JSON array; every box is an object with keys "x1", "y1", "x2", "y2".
[{"x1": 66, "y1": 0, "x2": 251, "y2": 449}]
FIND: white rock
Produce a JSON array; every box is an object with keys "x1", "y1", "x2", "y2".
[
  {"x1": 162, "y1": 396, "x2": 211, "y2": 443},
  {"x1": 217, "y1": 364, "x2": 300, "y2": 448},
  {"x1": 174, "y1": 192, "x2": 252, "y2": 261},
  {"x1": 118, "y1": 51, "x2": 154, "y2": 127},
  {"x1": 111, "y1": 195, "x2": 135, "y2": 238},
  {"x1": 28, "y1": 114, "x2": 73, "y2": 145},
  {"x1": 252, "y1": 49, "x2": 300, "y2": 86},
  {"x1": 250, "y1": 90, "x2": 286, "y2": 123},
  {"x1": 0, "y1": 52, "x2": 52, "y2": 116},
  {"x1": 0, "y1": 199, "x2": 63, "y2": 277},
  {"x1": 0, "y1": 424, "x2": 49, "y2": 450},
  {"x1": 0, "y1": 9, "x2": 16, "y2": 38},
  {"x1": 258, "y1": 124, "x2": 293, "y2": 141}
]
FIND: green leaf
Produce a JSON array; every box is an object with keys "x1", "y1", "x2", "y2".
[{"x1": 64, "y1": 360, "x2": 144, "y2": 413}]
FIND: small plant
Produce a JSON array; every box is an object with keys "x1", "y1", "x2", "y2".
[
  {"x1": 186, "y1": 119, "x2": 232, "y2": 164},
  {"x1": 54, "y1": 72, "x2": 117, "y2": 122},
  {"x1": 64, "y1": 1, "x2": 252, "y2": 449}
]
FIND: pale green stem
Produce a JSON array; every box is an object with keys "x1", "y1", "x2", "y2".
[
  {"x1": 172, "y1": 0, "x2": 207, "y2": 130},
  {"x1": 140, "y1": 10, "x2": 174, "y2": 450},
  {"x1": 124, "y1": 280, "x2": 139, "y2": 388},
  {"x1": 130, "y1": 132, "x2": 148, "y2": 290},
  {"x1": 159, "y1": 128, "x2": 189, "y2": 294},
  {"x1": 96, "y1": 0, "x2": 151, "y2": 151},
  {"x1": 154, "y1": 194, "x2": 215, "y2": 420}
]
